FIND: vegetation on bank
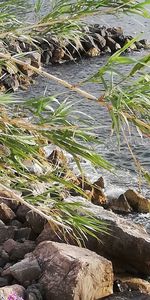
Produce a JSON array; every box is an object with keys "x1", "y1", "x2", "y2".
[{"x1": 0, "y1": 0, "x2": 150, "y2": 241}]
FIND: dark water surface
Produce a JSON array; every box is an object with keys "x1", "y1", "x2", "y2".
[{"x1": 17, "y1": 3, "x2": 150, "y2": 201}]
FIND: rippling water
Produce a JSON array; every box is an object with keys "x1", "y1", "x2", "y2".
[{"x1": 17, "y1": 2, "x2": 150, "y2": 199}]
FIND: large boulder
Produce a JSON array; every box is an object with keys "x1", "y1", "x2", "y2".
[
  {"x1": 33, "y1": 241, "x2": 113, "y2": 300},
  {"x1": 38, "y1": 197, "x2": 150, "y2": 275},
  {"x1": 83, "y1": 199, "x2": 150, "y2": 275}
]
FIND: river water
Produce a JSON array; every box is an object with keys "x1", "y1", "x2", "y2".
[{"x1": 17, "y1": 4, "x2": 150, "y2": 203}]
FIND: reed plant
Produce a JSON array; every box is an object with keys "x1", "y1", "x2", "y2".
[{"x1": 0, "y1": 0, "x2": 150, "y2": 241}]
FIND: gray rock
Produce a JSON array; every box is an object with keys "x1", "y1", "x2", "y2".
[
  {"x1": 3, "y1": 239, "x2": 35, "y2": 261},
  {"x1": 0, "y1": 277, "x2": 9, "y2": 287},
  {"x1": 26, "y1": 284, "x2": 43, "y2": 300},
  {"x1": 0, "y1": 225, "x2": 15, "y2": 245},
  {"x1": 14, "y1": 227, "x2": 31, "y2": 241},
  {"x1": 3, "y1": 254, "x2": 41, "y2": 284},
  {"x1": 0, "y1": 249, "x2": 9, "y2": 267},
  {"x1": 16, "y1": 204, "x2": 30, "y2": 222},
  {"x1": 26, "y1": 211, "x2": 45, "y2": 234}
]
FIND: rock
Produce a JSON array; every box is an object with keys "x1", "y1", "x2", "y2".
[
  {"x1": 0, "y1": 224, "x2": 15, "y2": 245},
  {"x1": 135, "y1": 41, "x2": 144, "y2": 49},
  {"x1": 26, "y1": 284, "x2": 43, "y2": 300},
  {"x1": 140, "y1": 39, "x2": 150, "y2": 49},
  {"x1": 124, "y1": 189, "x2": 150, "y2": 213},
  {"x1": 91, "y1": 187, "x2": 107, "y2": 206},
  {"x1": 0, "y1": 276, "x2": 9, "y2": 287},
  {"x1": 76, "y1": 175, "x2": 106, "y2": 205},
  {"x1": 26, "y1": 211, "x2": 45, "y2": 234},
  {"x1": 0, "y1": 220, "x2": 5, "y2": 227},
  {"x1": 93, "y1": 176, "x2": 105, "y2": 189},
  {"x1": 113, "y1": 279, "x2": 129, "y2": 293},
  {"x1": 87, "y1": 47, "x2": 100, "y2": 57},
  {"x1": 93, "y1": 33, "x2": 106, "y2": 49},
  {"x1": 108, "y1": 194, "x2": 132, "y2": 214},
  {"x1": 0, "y1": 190, "x2": 19, "y2": 211},
  {"x1": 3, "y1": 239, "x2": 35, "y2": 261},
  {"x1": 64, "y1": 197, "x2": 150, "y2": 275},
  {"x1": 16, "y1": 204, "x2": 30, "y2": 222},
  {"x1": 116, "y1": 276, "x2": 150, "y2": 294},
  {"x1": 113, "y1": 34, "x2": 126, "y2": 47},
  {"x1": 76, "y1": 176, "x2": 91, "y2": 190},
  {"x1": 104, "y1": 46, "x2": 112, "y2": 53},
  {"x1": 0, "y1": 284, "x2": 25, "y2": 299},
  {"x1": 36, "y1": 222, "x2": 60, "y2": 244},
  {"x1": 3, "y1": 254, "x2": 41, "y2": 284},
  {"x1": 14, "y1": 227, "x2": 31, "y2": 241},
  {"x1": 0, "y1": 248, "x2": 9, "y2": 267},
  {"x1": 98, "y1": 26, "x2": 107, "y2": 37},
  {"x1": 106, "y1": 37, "x2": 121, "y2": 52},
  {"x1": 103, "y1": 291, "x2": 150, "y2": 299},
  {"x1": 0, "y1": 203, "x2": 16, "y2": 223},
  {"x1": 10, "y1": 219, "x2": 22, "y2": 228},
  {"x1": 3, "y1": 239, "x2": 16, "y2": 254},
  {"x1": 51, "y1": 48, "x2": 65, "y2": 63},
  {"x1": 124, "y1": 37, "x2": 137, "y2": 50},
  {"x1": 107, "y1": 27, "x2": 123, "y2": 36},
  {"x1": 33, "y1": 241, "x2": 113, "y2": 300}
]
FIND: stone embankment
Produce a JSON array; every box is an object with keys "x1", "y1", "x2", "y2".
[
  {"x1": 0, "y1": 25, "x2": 149, "y2": 92},
  {"x1": 0, "y1": 149, "x2": 150, "y2": 299}
]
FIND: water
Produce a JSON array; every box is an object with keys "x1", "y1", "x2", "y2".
[{"x1": 17, "y1": 4, "x2": 150, "y2": 208}]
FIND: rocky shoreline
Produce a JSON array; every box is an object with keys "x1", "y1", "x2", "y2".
[
  {"x1": 0, "y1": 24, "x2": 149, "y2": 92},
  {"x1": 0, "y1": 147, "x2": 150, "y2": 300}
]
